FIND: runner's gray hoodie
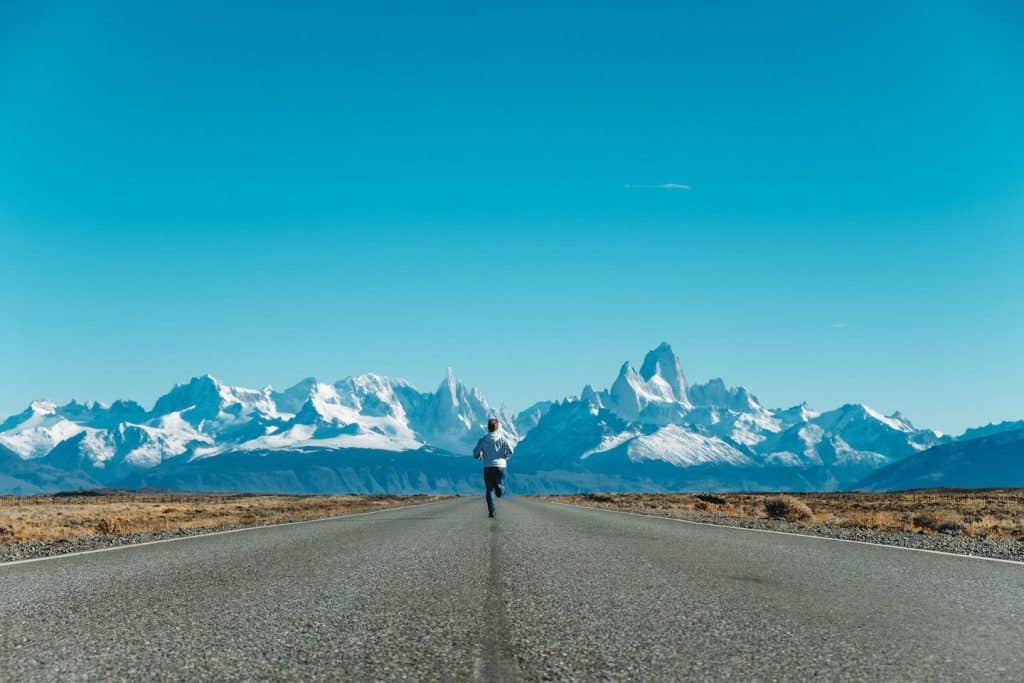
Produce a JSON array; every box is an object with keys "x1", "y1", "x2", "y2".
[{"x1": 473, "y1": 431, "x2": 514, "y2": 468}]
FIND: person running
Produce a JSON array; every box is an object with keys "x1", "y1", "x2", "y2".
[{"x1": 473, "y1": 417, "x2": 514, "y2": 518}]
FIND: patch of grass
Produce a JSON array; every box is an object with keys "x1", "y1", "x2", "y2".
[
  {"x1": 836, "y1": 510, "x2": 906, "y2": 532},
  {"x1": 0, "y1": 494, "x2": 449, "y2": 544}
]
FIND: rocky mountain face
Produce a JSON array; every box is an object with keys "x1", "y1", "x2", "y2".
[
  {"x1": 0, "y1": 342, "x2": 1009, "y2": 494},
  {"x1": 513, "y1": 343, "x2": 946, "y2": 492},
  {"x1": 0, "y1": 369, "x2": 514, "y2": 493},
  {"x1": 856, "y1": 428, "x2": 1024, "y2": 491}
]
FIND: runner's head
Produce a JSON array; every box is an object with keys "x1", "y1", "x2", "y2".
[{"x1": 487, "y1": 417, "x2": 499, "y2": 433}]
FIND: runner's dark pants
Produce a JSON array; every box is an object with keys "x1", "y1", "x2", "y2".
[{"x1": 484, "y1": 466, "x2": 506, "y2": 516}]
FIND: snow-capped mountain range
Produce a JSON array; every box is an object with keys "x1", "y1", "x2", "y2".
[{"x1": 0, "y1": 343, "x2": 1013, "y2": 494}]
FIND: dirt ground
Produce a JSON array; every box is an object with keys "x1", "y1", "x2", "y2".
[
  {"x1": 0, "y1": 492, "x2": 448, "y2": 543},
  {"x1": 547, "y1": 490, "x2": 1024, "y2": 540}
]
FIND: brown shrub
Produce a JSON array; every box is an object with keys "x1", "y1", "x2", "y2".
[
  {"x1": 764, "y1": 496, "x2": 813, "y2": 521},
  {"x1": 912, "y1": 511, "x2": 964, "y2": 534},
  {"x1": 94, "y1": 518, "x2": 124, "y2": 535},
  {"x1": 696, "y1": 493, "x2": 728, "y2": 505},
  {"x1": 584, "y1": 493, "x2": 615, "y2": 503}
]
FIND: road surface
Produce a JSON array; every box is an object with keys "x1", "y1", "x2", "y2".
[{"x1": 1, "y1": 497, "x2": 1021, "y2": 681}]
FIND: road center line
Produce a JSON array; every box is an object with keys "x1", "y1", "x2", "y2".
[{"x1": 483, "y1": 519, "x2": 521, "y2": 682}]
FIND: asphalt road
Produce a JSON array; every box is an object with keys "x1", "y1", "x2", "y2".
[{"x1": 1, "y1": 498, "x2": 1021, "y2": 681}]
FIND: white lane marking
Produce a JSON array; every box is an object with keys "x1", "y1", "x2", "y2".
[
  {"x1": 0, "y1": 499, "x2": 454, "y2": 568},
  {"x1": 541, "y1": 500, "x2": 1024, "y2": 567}
]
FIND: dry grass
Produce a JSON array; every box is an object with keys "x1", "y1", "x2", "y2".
[
  {"x1": 546, "y1": 490, "x2": 1024, "y2": 540},
  {"x1": 0, "y1": 492, "x2": 448, "y2": 544}
]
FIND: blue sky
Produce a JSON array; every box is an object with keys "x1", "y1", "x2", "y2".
[{"x1": 2, "y1": 1, "x2": 1022, "y2": 433}]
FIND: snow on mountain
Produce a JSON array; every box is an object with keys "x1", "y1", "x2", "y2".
[
  {"x1": 607, "y1": 342, "x2": 700, "y2": 424},
  {"x1": 686, "y1": 406, "x2": 781, "y2": 448},
  {"x1": 638, "y1": 342, "x2": 692, "y2": 409},
  {"x1": 760, "y1": 423, "x2": 889, "y2": 470},
  {"x1": 0, "y1": 341, "x2": 1014, "y2": 494},
  {"x1": 404, "y1": 368, "x2": 517, "y2": 454},
  {"x1": 775, "y1": 402, "x2": 820, "y2": 429},
  {"x1": 514, "y1": 401, "x2": 555, "y2": 437},
  {"x1": 609, "y1": 362, "x2": 688, "y2": 424},
  {"x1": 625, "y1": 425, "x2": 753, "y2": 467},
  {"x1": 514, "y1": 343, "x2": 951, "y2": 490},
  {"x1": 753, "y1": 403, "x2": 945, "y2": 484},
  {"x1": 808, "y1": 403, "x2": 942, "y2": 455},
  {"x1": 270, "y1": 377, "x2": 319, "y2": 416},
  {"x1": 229, "y1": 421, "x2": 420, "y2": 454},
  {"x1": 513, "y1": 399, "x2": 630, "y2": 470},
  {"x1": 43, "y1": 410, "x2": 214, "y2": 474},
  {"x1": 0, "y1": 401, "x2": 87, "y2": 459},
  {"x1": 0, "y1": 368, "x2": 509, "y2": 484},
  {"x1": 581, "y1": 424, "x2": 752, "y2": 468},
  {"x1": 116, "y1": 413, "x2": 215, "y2": 468},
  {"x1": 579, "y1": 384, "x2": 605, "y2": 409},
  {"x1": 581, "y1": 429, "x2": 641, "y2": 459},
  {"x1": 54, "y1": 399, "x2": 148, "y2": 429},
  {"x1": 690, "y1": 378, "x2": 761, "y2": 414},
  {"x1": 231, "y1": 376, "x2": 422, "y2": 454},
  {"x1": 151, "y1": 374, "x2": 282, "y2": 436},
  {"x1": 531, "y1": 343, "x2": 773, "y2": 468},
  {"x1": 54, "y1": 411, "x2": 214, "y2": 469}
]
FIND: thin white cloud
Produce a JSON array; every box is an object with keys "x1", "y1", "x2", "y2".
[
  {"x1": 624, "y1": 183, "x2": 692, "y2": 190},
  {"x1": 831, "y1": 323, "x2": 847, "y2": 329}
]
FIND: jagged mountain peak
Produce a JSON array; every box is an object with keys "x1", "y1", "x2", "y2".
[
  {"x1": 957, "y1": 420, "x2": 1024, "y2": 442},
  {"x1": 819, "y1": 403, "x2": 914, "y2": 433},
  {"x1": 437, "y1": 367, "x2": 461, "y2": 403},
  {"x1": 151, "y1": 375, "x2": 223, "y2": 414},
  {"x1": 270, "y1": 377, "x2": 321, "y2": 415},
  {"x1": 0, "y1": 342, "x2": 1005, "y2": 494},
  {"x1": 580, "y1": 384, "x2": 603, "y2": 407},
  {"x1": 151, "y1": 374, "x2": 280, "y2": 432},
  {"x1": 776, "y1": 402, "x2": 820, "y2": 427},
  {"x1": 29, "y1": 400, "x2": 58, "y2": 415},
  {"x1": 608, "y1": 346, "x2": 692, "y2": 421},
  {"x1": 638, "y1": 341, "x2": 689, "y2": 403},
  {"x1": 689, "y1": 377, "x2": 762, "y2": 414},
  {"x1": 434, "y1": 369, "x2": 487, "y2": 407}
]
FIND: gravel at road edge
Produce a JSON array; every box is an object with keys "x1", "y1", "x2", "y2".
[
  {"x1": 559, "y1": 502, "x2": 1024, "y2": 562},
  {"x1": 0, "y1": 503, "x2": 426, "y2": 563}
]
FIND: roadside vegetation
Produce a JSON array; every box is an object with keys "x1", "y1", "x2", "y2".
[
  {"x1": 549, "y1": 490, "x2": 1024, "y2": 540},
  {"x1": 0, "y1": 492, "x2": 447, "y2": 544}
]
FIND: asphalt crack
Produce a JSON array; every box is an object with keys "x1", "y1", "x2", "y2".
[{"x1": 479, "y1": 520, "x2": 521, "y2": 682}]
